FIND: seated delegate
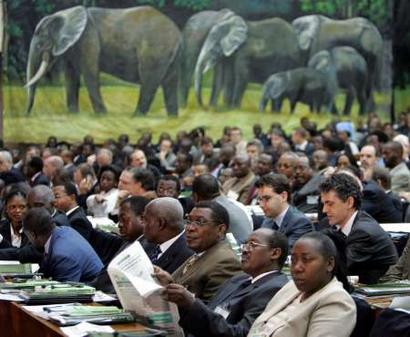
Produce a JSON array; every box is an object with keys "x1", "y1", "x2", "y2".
[{"x1": 247, "y1": 232, "x2": 356, "y2": 337}]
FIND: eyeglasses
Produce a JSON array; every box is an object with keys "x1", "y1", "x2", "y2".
[
  {"x1": 184, "y1": 218, "x2": 213, "y2": 228},
  {"x1": 240, "y1": 241, "x2": 270, "y2": 251}
]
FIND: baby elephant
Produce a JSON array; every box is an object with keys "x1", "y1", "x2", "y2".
[{"x1": 259, "y1": 68, "x2": 334, "y2": 113}]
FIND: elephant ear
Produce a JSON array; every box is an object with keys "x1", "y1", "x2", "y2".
[
  {"x1": 265, "y1": 74, "x2": 288, "y2": 99},
  {"x1": 197, "y1": 13, "x2": 248, "y2": 74},
  {"x1": 219, "y1": 14, "x2": 248, "y2": 57},
  {"x1": 292, "y1": 15, "x2": 321, "y2": 51},
  {"x1": 308, "y1": 50, "x2": 331, "y2": 71},
  {"x1": 47, "y1": 6, "x2": 88, "y2": 56}
]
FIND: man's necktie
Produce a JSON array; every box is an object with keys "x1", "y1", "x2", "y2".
[
  {"x1": 148, "y1": 245, "x2": 162, "y2": 264},
  {"x1": 272, "y1": 222, "x2": 279, "y2": 230},
  {"x1": 182, "y1": 254, "x2": 199, "y2": 275}
]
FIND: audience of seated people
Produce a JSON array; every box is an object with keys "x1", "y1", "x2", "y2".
[{"x1": 0, "y1": 115, "x2": 410, "y2": 336}]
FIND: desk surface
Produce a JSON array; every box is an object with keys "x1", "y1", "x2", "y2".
[{"x1": 0, "y1": 301, "x2": 145, "y2": 337}]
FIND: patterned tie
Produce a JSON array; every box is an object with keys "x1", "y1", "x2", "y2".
[
  {"x1": 182, "y1": 254, "x2": 199, "y2": 275},
  {"x1": 148, "y1": 245, "x2": 162, "y2": 264},
  {"x1": 272, "y1": 221, "x2": 279, "y2": 230}
]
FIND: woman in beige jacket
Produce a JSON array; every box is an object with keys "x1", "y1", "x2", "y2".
[{"x1": 248, "y1": 232, "x2": 356, "y2": 337}]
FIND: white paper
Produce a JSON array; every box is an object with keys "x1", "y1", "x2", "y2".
[
  {"x1": 92, "y1": 291, "x2": 116, "y2": 303},
  {"x1": 390, "y1": 296, "x2": 410, "y2": 310},
  {"x1": 60, "y1": 322, "x2": 114, "y2": 337},
  {"x1": 108, "y1": 241, "x2": 184, "y2": 337},
  {"x1": 380, "y1": 223, "x2": 410, "y2": 233},
  {"x1": 0, "y1": 293, "x2": 24, "y2": 302}
]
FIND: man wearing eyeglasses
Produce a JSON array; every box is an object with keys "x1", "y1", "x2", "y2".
[
  {"x1": 159, "y1": 228, "x2": 289, "y2": 337},
  {"x1": 155, "y1": 200, "x2": 241, "y2": 302}
]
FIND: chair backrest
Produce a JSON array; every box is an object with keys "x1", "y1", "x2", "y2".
[{"x1": 369, "y1": 308, "x2": 410, "y2": 337}]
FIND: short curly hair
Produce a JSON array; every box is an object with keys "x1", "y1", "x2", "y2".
[{"x1": 319, "y1": 173, "x2": 362, "y2": 209}]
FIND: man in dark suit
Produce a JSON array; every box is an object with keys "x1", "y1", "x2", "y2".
[
  {"x1": 23, "y1": 208, "x2": 103, "y2": 282},
  {"x1": 320, "y1": 173, "x2": 398, "y2": 284},
  {"x1": 163, "y1": 228, "x2": 289, "y2": 337},
  {"x1": 26, "y1": 157, "x2": 50, "y2": 187},
  {"x1": 52, "y1": 181, "x2": 93, "y2": 241},
  {"x1": 155, "y1": 201, "x2": 242, "y2": 302},
  {"x1": 143, "y1": 197, "x2": 194, "y2": 273},
  {"x1": 258, "y1": 174, "x2": 313, "y2": 248}
]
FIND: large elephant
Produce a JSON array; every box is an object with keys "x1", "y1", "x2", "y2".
[
  {"x1": 25, "y1": 6, "x2": 182, "y2": 116},
  {"x1": 259, "y1": 68, "x2": 335, "y2": 114},
  {"x1": 292, "y1": 15, "x2": 383, "y2": 95},
  {"x1": 308, "y1": 46, "x2": 369, "y2": 115},
  {"x1": 194, "y1": 14, "x2": 302, "y2": 108},
  {"x1": 180, "y1": 9, "x2": 233, "y2": 107}
]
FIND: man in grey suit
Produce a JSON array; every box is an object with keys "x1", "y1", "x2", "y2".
[
  {"x1": 162, "y1": 228, "x2": 289, "y2": 337},
  {"x1": 382, "y1": 141, "x2": 410, "y2": 193},
  {"x1": 258, "y1": 174, "x2": 313, "y2": 248}
]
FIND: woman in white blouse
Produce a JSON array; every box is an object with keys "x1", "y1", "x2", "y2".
[{"x1": 248, "y1": 232, "x2": 356, "y2": 337}]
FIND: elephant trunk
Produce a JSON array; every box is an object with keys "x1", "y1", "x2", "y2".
[
  {"x1": 25, "y1": 51, "x2": 49, "y2": 114},
  {"x1": 194, "y1": 53, "x2": 207, "y2": 107}
]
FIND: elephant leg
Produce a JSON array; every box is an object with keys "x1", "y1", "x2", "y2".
[
  {"x1": 231, "y1": 60, "x2": 248, "y2": 108},
  {"x1": 64, "y1": 61, "x2": 80, "y2": 113},
  {"x1": 331, "y1": 101, "x2": 338, "y2": 115},
  {"x1": 357, "y1": 85, "x2": 368, "y2": 116},
  {"x1": 210, "y1": 63, "x2": 224, "y2": 107},
  {"x1": 290, "y1": 100, "x2": 297, "y2": 114},
  {"x1": 82, "y1": 60, "x2": 107, "y2": 114},
  {"x1": 258, "y1": 95, "x2": 268, "y2": 112},
  {"x1": 343, "y1": 88, "x2": 355, "y2": 115},
  {"x1": 223, "y1": 61, "x2": 235, "y2": 106},
  {"x1": 272, "y1": 99, "x2": 282, "y2": 113},
  {"x1": 135, "y1": 82, "x2": 161, "y2": 116},
  {"x1": 162, "y1": 65, "x2": 179, "y2": 116}
]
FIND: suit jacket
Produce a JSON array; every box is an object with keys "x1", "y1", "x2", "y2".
[
  {"x1": 390, "y1": 161, "x2": 410, "y2": 194},
  {"x1": 66, "y1": 207, "x2": 93, "y2": 241},
  {"x1": 261, "y1": 206, "x2": 313, "y2": 248},
  {"x1": 179, "y1": 271, "x2": 289, "y2": 337},
  {"x1": 31, "y1": 172, "x2": 50, "y2": 187},
  {"x1": 248, "y1": 277, "x2": 356, "y2": 337},
  {"x1": 172, "y1": 241, "x2": 241, "y2": 302},
  {"x1": 146, "y1": 234, "x2": 194, "y2": 274},
  {"x1": 326, "y1": 211, "x2": 398, "y2": 284},
  {"x1": 362, "y1": 180, "x2": 403, "y2": 223},
  {"x1": 40, "y1": 226, "x2": 103, "y2": 282},
  {"x1": 0, "y1": 219, "x2": 29, "y2": 248},
  {"x1": 222, "y1": 171, "x2": 256, "y2": 205},
  {"x1": 381, "y1": 235, "x2": 410, "y2": 282}
]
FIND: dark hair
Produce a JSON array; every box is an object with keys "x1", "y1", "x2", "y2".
[
  {"x1": 27, "y1": 156, "x2": 43, "y2": 172},
  {"x1": 120, "y1": 196, "x2": 150, "y2": 216},
  {"x1": 23, "y1": 207, "x2": 55, "y2": 236},
  {"x1": 129, "y1": 167, "x2": 156, "y2": 191},
  {"x1": 192, "y1": 174, "x2": 220, "y2": 200},
  {"x1": 298, "y1": 231, "x2": 337, "y2": 259},
  {"x1": 200, "y1": 136, "x2": 214, "y2": 146},
  {"x1": 194, "y1": 200, "x2": 229, "y2": 230},
  {"x1": 158, "y1": 175, "x2": 181, "y2": 193},
  {"x1": 263, "y1": 229, "x2": 289, "y2": 269},
  {"x1": 255, "y1": 174, "x2": 290, "y2": 202},
  {"x1": 372, "y1": 167, "x2": 391, "y2": 190},
  {"x1": 4, "y1": 187, "x2": 27, "y2": 205},
  {"x1": 319, "y1": 173, "x2": 362, "y2": 209},
  {"x1": 55, "y1": 181, "x2": 78, "y2": 198},
  {"x1": 98, "y1": 165, "x2": 121, "y2": 183}
]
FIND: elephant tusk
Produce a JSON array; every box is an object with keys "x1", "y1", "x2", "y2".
[{"x1": 25, "y1": 60, "x2": 48, "y2": 88}]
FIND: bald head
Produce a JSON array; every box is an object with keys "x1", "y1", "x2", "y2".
[
  {"x1": 143, "y1": 197, "x2": 184, "y2": 244},
  {"x1": 27, "y1": 185, "x2": 55, "y2": 212}
]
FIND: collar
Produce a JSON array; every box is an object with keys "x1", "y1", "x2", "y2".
[
  {"x1": 44, "y1": 231, "x2": 53, "y2": 255},
  {"x1": 273, "y1": 205, "x2": 289, "y2": 228},
  {"x1": 251, "y1": 270, "x2": 279, "y2": 284},
  {"x1": 337, "y1": 210, "x2": 358, "y2": 236},
  {"x1": 66, "y1": 206, "x2": 80, "y2": 216},
  {"x1": 296, "y1": 140, "x2": 308, "y2": 151},
  {"x1": 31, "y1": 171, "x2": 41, "y2": 182},
  {"x1": 159, "y1": 231, "x2": 184, "y2": 256},
  {"x1": 10, "y1": 223, "x2": 23, "y2": 235}
]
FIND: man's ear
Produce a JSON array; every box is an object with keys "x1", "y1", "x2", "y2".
[
  {"x1": 270, "y1": 247, "x2": 282, "y2": 262},
  {"x1": 346, "y1": 196, "x2": 355, "y2": 209},
  {"x1": 280, "y1": 191, "x2": 288, "y2": 203},
  {"x1": 327, "y1": 256, "x2": 335, "y2": 273},
  {"x1": 218, "y1": 223, "x2": 228, "y2": 238}
]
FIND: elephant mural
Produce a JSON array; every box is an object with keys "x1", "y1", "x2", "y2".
[
  {"x1": 292, "y1": 15, "x2": 383, "y2": 104},
  {"x1": 180, "y1": 9, "x2": 234, "y2": 107},
  {"x1": 308, "y1": 46, "x2": 369, "y2": 115},
  {"x1": 25, "y1": 6, "x2": 182, "y2": 116},
  {"x1": 259, "y1": 68, "x2": 335, "y2": 114},
  {"x1": 194, "y1": 14, "x2": 302, "y2": 108}
]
